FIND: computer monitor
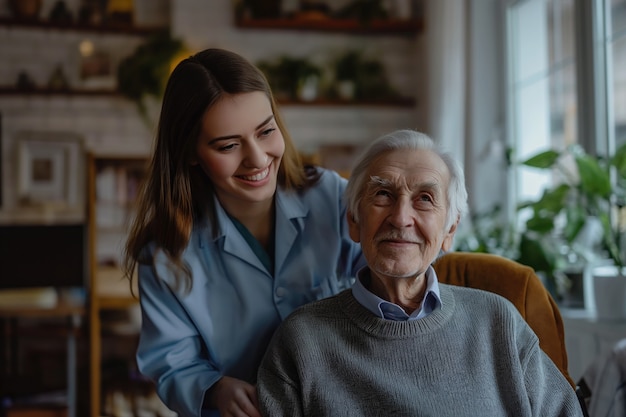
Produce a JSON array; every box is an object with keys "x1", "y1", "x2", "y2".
[{"x1": 0, "y1": 223, "x2": 87, "y2": 289}]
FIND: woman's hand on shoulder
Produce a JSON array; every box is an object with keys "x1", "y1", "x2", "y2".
[{"x1": 208, "y1": 376, "x2": 261, "y2": 417}]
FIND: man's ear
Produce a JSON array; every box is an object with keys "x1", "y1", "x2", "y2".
[
  {"x1": 441, "y1": 217, "x2": 459, "y2": 252},
  {"x1": 347, "y1": 210, "x2": 361, "y2": 243}
]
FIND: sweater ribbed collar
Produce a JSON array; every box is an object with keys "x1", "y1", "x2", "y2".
[{"x1": 336, "y1": 286, "x2": 456, "y2": 338}]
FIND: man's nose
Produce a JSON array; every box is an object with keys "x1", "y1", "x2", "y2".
[{"x1": 388, "y1": 197, "x2": 414, "y2": 228}]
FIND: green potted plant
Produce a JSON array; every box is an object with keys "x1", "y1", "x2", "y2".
[
  {"x1": 335, "y1": 0, "x2": 389, "y2": 25},
  {"x1": 236, "y1": 0, "x2": 282, "y2": 19},
  {"x1": 117, "y1": 30, "x2": 185, "y2": 125},
  {"x1": 518, "y1": 142, "x2": 626, "y2": 315},
  {"x1": 333, "y1": 50, "x2": 360, "y2": 100},
  {"x1": 456, "y1": 142, "x2": 626, "y2": 308},
  {"x1": 520, "y1": 143, "x2": 626, "y2": 266},
  {"x1": 257, "y1": 56, "x2": 322, "y2": 101},
  {"x1": 332, "y1": 49, "x2": 397, "y2": 101}
]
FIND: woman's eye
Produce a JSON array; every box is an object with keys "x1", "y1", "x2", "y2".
[
  {"x1": 260, "y1": 127, "x2": 276, "y2": 137},
  {"x1": 218, "y1": 143, "x2": 237, "y2": 152}
]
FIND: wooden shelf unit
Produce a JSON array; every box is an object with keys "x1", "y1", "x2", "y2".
[
  {"x1": 0, "y1": 87, "x2": 121, "y2": 97},
  {"x1": 0, "y1": 17, "x2": 166, "y2": 101},
  {"x1": 233, "y1": 13, "x2": 420, "y2": 108},
  {"x1": 0, "y1": 297, "x2": 85, "y2": 417},
  {"x1": 0, "y1": 17, "x2": 165, "y2": 35},
  {"x1": 234, "y1": 17, "x2": 423, "y2": 35},
  {"x1": 87, "y1": 154, "x2": 148, "y2": 417},
  {"x1": 0, "y1": 88, "x2": 414, "y2": 107},
  {"x1": 276, "y1": 96, "x2": 416, "y2": 107}
]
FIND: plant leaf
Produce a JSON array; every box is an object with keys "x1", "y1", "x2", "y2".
[
  {"x1": 598, "y1": 212, "x2": 624, "y2": 267},
  {"x1": 522, "y1": 150, "x2": 560, "y2": 168},
  {"x1": 575, "y1": 154, "x2": 611, "y2": 198},
  {"x1": 612, "y1": 142, "x2": 626, "y2": 181},
  {"x1": 517, "y1": 233, "x2": 556, "y2": 275},
  {"x1": 526, "y1": 184, "x2": 570, "y2": 215},
  {"x1": 563, "y1": 206, "x2": 586, "y2": 242},
  {"x1": 525, "y1": 215, "x2": 555, "y2": 234}
]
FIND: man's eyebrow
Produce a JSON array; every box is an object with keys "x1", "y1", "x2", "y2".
[
  {"x1": 368, "y1": 176, "x2": 392, "y2": 187},
  {"x1": 207, "y1": 115, "x2": 275, "y2": 145},
  {"x1": 369, "y1": 176, "x2": 442, "y2": 194},
  {"x1": 410, "y1": 182, "x2": 443, "y2": 198}
]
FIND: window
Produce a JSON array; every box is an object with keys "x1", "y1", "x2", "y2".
[
  {"x1": 609, "y1": 0, "x2": 626, "y2": 151},
  {"x1": 507, "y1": 0, "x2": 577, "y2": 203},
  {"x1": 507, "y1": 0, "x2": 625, "y2": 208}
]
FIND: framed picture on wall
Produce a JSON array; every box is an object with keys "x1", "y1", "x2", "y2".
[{"x1": 17, "y1": 132, "x2": 84, "y2": 210}]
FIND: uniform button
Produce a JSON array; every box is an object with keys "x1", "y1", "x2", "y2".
[{"x1": 275, "y1": 287, "x2": 286, "y2": 297}]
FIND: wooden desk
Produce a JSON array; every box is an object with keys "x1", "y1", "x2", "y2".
[{"x1": 0, "y1": 289, "x2": 85, "y2": 417}]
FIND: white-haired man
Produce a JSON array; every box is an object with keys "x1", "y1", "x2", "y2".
[{"x1": 257, "y1": 129, "x2": 583, "y2": 417}]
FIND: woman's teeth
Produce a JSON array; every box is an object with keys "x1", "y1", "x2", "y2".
[{"x1": 241, "y1": 167, "x2": 269, "y2": 181}]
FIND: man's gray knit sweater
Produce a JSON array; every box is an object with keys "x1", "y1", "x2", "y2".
[{"x1": 257, "y1": 284, "x2": 583, "y2": 417}]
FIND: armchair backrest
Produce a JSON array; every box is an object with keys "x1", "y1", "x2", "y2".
[{"x1": 432, "y1": 251, "x2": 575, "y2": 388}]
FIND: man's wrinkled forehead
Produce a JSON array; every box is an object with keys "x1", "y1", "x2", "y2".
[{"x1": 364, "y1": 149, "x2": 450, "y2": 189}]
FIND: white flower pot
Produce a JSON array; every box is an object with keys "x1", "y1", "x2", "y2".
[
  {"x1": 591, "y1": 265, "x2": 626, "y2": 320},
  {"x1": 337, "y1": 80, "x2": 355, "y2": 100},
  {"x1": 297, "y1": 75, "x2": 319, "y2": 102}
]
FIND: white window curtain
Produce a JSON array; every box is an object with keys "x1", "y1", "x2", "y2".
[
  {"x1": 425, "y1": 0, "x2": 509, "y2": 217},
  {"x1": 426, "y1": 0, "x2": 467, "y2": 161}
]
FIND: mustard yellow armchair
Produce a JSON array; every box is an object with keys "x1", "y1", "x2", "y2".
[{"x1": 432, "y1": 251, "x2": 575, "y2": 388}]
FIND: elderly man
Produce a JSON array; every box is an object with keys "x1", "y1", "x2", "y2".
[{"x1": 256, "y1": 129, "x2": 583, "y2": 417}]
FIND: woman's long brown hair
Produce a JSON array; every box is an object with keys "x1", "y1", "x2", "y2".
[{"x1": 123, "y1": 48, "x2": 318, "y2": 294}]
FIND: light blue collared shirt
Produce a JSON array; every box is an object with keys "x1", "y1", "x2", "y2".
[{"x1": 352, "y1": 265, "x2": 442, "y2": 321}]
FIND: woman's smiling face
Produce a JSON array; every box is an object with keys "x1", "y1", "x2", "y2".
[{"x1": 193, "y1": 91, "x2": 285, "y2": 211}]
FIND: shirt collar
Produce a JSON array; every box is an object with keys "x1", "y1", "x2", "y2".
[{"x1": 351, "y1": 265, "x2": 442, "y2": 321}]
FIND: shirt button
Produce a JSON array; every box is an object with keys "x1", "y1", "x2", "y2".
[{"x1": 275, "y1": 287, "x2": 286, "y2": 298}]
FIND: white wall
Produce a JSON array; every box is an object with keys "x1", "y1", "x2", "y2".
[
  {"x1": 171, "y1": 0, "x2": 424, "y2": 151},
  {"x1": 0, "y1": 0, "x2": 426, "y2": 221},
  {"x1": 465, "y1": 0, "x2": 508, "y2": 215}
]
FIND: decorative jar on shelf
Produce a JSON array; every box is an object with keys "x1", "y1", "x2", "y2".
[{"x1": 8, "y1": 0, "x2": 43, "y2": 21}]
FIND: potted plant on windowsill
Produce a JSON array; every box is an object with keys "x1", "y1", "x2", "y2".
[
  {"x1": 519, "y1": 142, "x2": 626, "y2": 318},
  {"x1": 456, "y1": 142, "x2": 626, "y2": 310}
]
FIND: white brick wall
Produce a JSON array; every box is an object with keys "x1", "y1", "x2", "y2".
[
  {"x1": 171, "y1": 0, "x2": 425, "y2": 153},
  {"x1": 0, "y1": 0, "x2": 425, "y2": 220}
]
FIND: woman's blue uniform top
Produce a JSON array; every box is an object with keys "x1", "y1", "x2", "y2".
[{"x1": 136, "y1": 168, "x2": 365, "y2": 417}]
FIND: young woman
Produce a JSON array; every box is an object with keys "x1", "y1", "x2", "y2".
[{"x1": 123, "y1": 48, "x2": 365, "y2": 417}]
